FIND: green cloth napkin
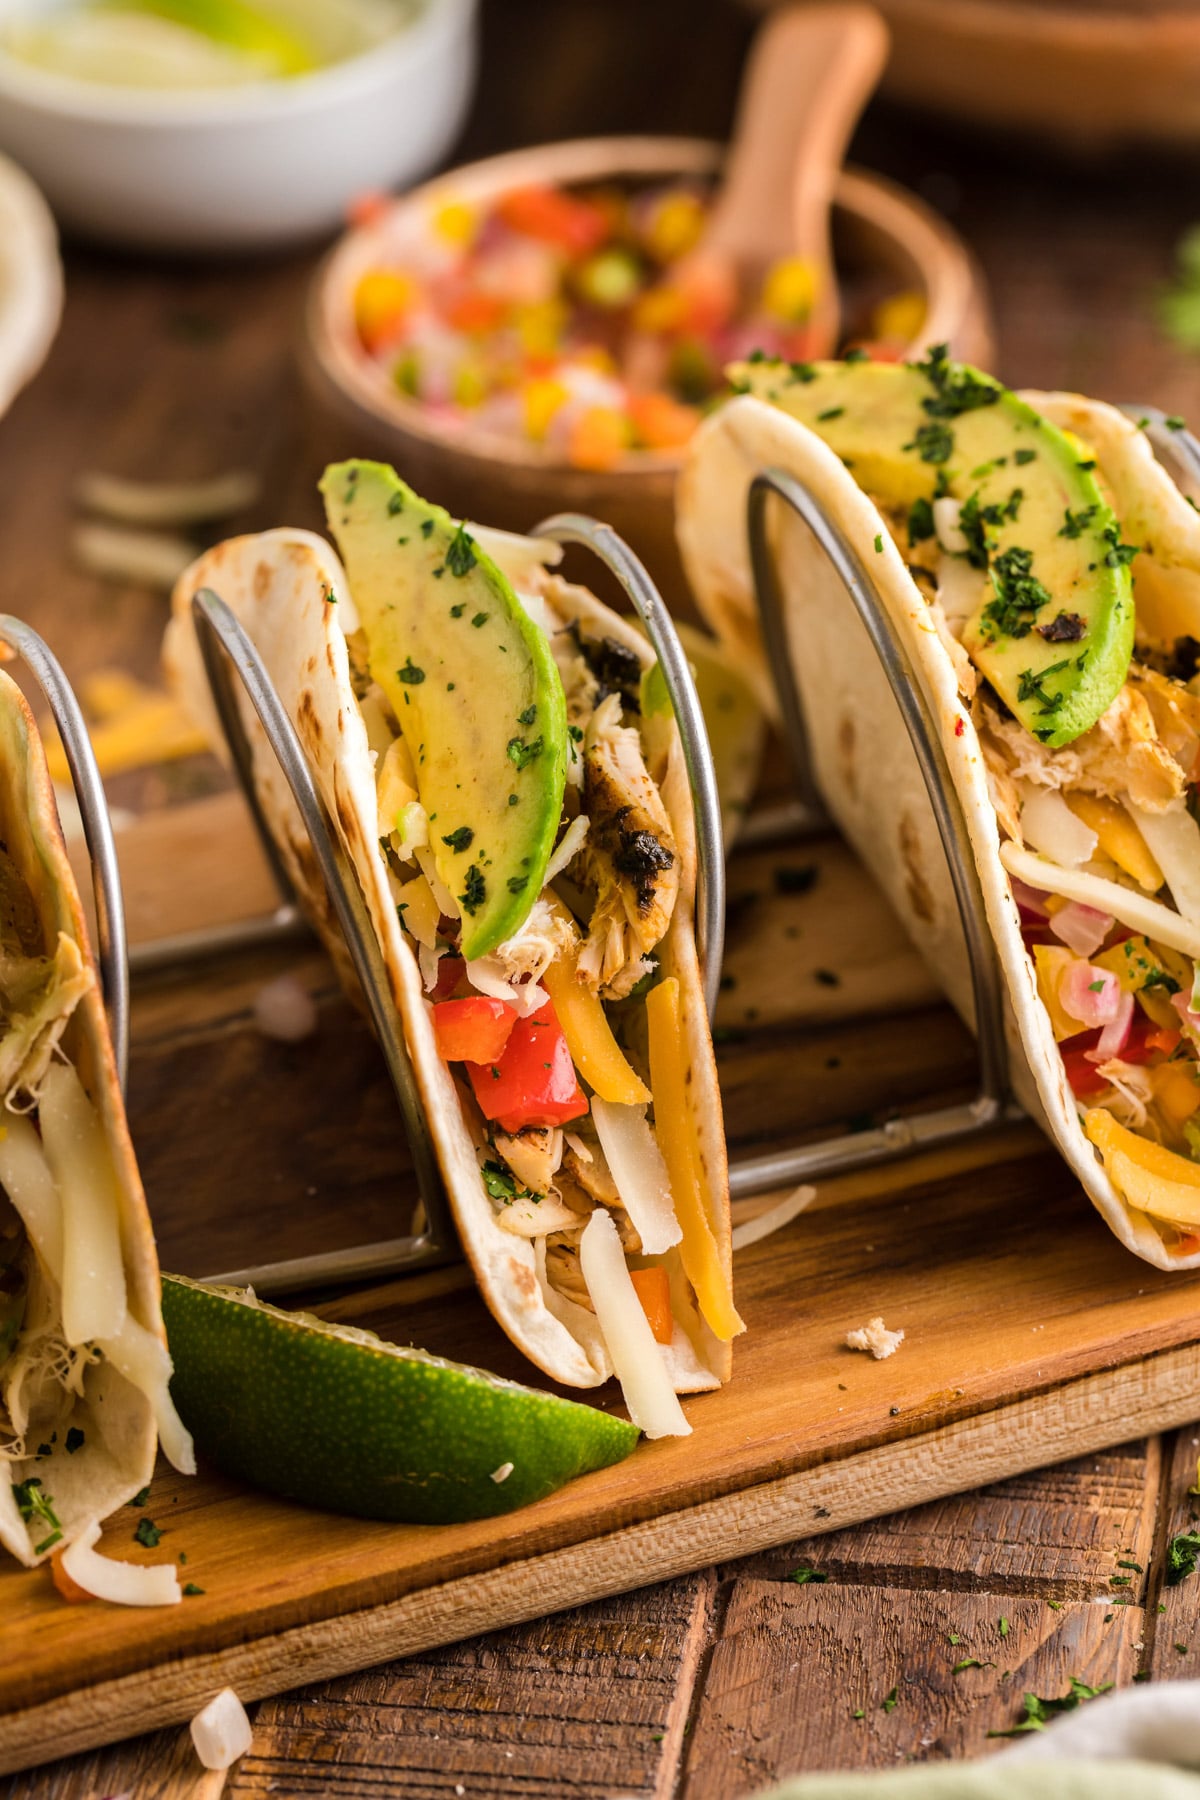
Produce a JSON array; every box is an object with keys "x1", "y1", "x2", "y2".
[{"x1": 757, "y1": 1760, "x2": 1200, "y2": 1800}]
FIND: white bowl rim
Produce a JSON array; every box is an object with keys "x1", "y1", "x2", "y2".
[{"x1": 0, "y1": 0, "x2": 473, "y2": 123}]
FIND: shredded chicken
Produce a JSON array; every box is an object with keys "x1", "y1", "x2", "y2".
[
  {"x1": 492, "y1": 1125, "x2": 563, "y2": 1196},
  {"x1": 979, "y1": 683, "x2": 1185, "y2": 816},
  {"x1": 544, "y1": 1239, "x2": 592, "y2": 1310},
  {"x1": 496, "y1": 1191, "x2": 580, "y2": 1238},
  {"x1": 562, "y1": 1124, "x2": 619, "y2": 1207},
  {"x1": 573, "y1": 695, "x2": 678, "y2": 996},
  {"x1": 845, "y1": 1317, "x2": 905, "y2": 1360},
  {"x1": 469, "y1": 898, "x2": 576, "y2": 1005},
  {"x1": 1094, "y1": 1059, "x2": 1155, "y2": 1132}
]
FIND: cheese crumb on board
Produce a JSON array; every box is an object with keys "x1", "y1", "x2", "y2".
[{"x1": 845, "y1": 1317, "x2": 905, "y2": 1360}]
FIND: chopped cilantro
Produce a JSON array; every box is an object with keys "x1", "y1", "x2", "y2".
[
  {"x1": 481, "y1": 1161, "x2": 518, "y2": 1200},
  {"x1": 387, "y1": 491, "x2": 405, "y2": 516},
  {"x1": 788, "y1": 1567, "x2": 827, "y2": 1584},
  {"x1": 183, "y1": 1583, "x2": 205, "y2": 1596},
  {"x1": 506, "y1": 736, "x2": 544, "y2": 770},
  {"x1": 905, "y1": 420, "x2": 954, "y2": 465},
  {"x1": 874, "y1": 533, "x2": 883, "y2": 554},
  {"x1": 458, "y1": 865, "x2": 486, "y2": 915},
  {"x1": 999, "y1": 1617, "x2": 1009, "y2": 1639},
  {"x1": 471, "y1": 612, "x2": 490, "y2": 629},
  {"x1": 881, "y1": 1686, "x2": 899, "y2": 1714},
  {"x1": 450, "y1": 602, "x2": 466, "y2": 619},
  {"x1": 441, "y1": 827, "x2": 474, "y2": 853},
  {"x1": 134, "y1": 1517, "x2": 162, "y2": 1548},
  {"x1": 445, "y1": 525, "x2": 478, "y2": 577},
  {"x1": 397, "y1": 658, "x2": 425, "y2": 685},
  {"x1": 1167, "y1": 1529, "x2": 1200, "y2": 1586},
  {"x1": 420, "y1": 518, "x2": 434, "y2": 538},
  {"x1": 910, "y1": 343, "x2": 1001, "y2": 418},
  {"x1": 947, "y1": 1632, "x2": 962, "y2": 1645},
  {"x1": 817, "y1": 406, "x2": 844, "y2": 422},
  {"x1": 953, "y1": 1658, "x2": 992, "y2": 1673},
  {"x1": 1059, "y1": 504, "x2": 1099, "y2": 539},
  {"x1": 981, "y1": 545, "x2": 1052, "y2": 639},
  {"x1": 1102, "y1": 521, "x2": 1140, "y2": 568},
  {"x1": 789, "y1": 361, "x2": 816, "y2": 383},
  {"x1": 1016, "y1": 659, "x2": 1071, "y2": 712},
  {"x1": 506, "y1": 875, "x2": 529, "y2": 895},
  {"x1": 13, "y1": 1478, "x2": 61, "y2": 1553},
  {"x1": 1014, "y1": 447, "x2": 1037, "y2": 465},
  {"x1": 1117, "y1": 1558, "x2": 1143, "y2": 1572},
  {"x1": 907, "y1": 496, "x2": 935, "y2": 543},
  {"x1": 517, "y1": 704, "x2": 537, "y2": 726},
  {"x1": 132, "y1": 1485, "x2": 151, "y2": 1507},
  {"x1": 988, "y1": 1676, "x2": 1112, "y2": 1738},
  {"x1": 322, "y1": 585, "x2": 337, "y2": 605}
]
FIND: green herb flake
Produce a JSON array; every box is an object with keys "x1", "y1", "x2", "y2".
[
  {"x1": 982, "y1": 545, "x2": 1053, "y2": 640},
  {"x1": 13, "y1": 1478, "x2": 61, "y2": 1552},
  {"x1": 134, "y1": 1517, "x2": 162, "y2": 1548},
  {"x1": 947, "y1": 1632, "x2": 962, "y2": 1645},
  {"x1": 450, "y1": 603, "x2": 466, "y2": 619},
  {"x1": 322, "y1": 585, "x2": 337, "y2": 605},
  {"x1": 790, "y1": 362, "x2": 817, "y2": 383},
  {"x1": 852, "y1": 1708, "x2": 865, "y2": 1720},
  {"x1": 953, "y1": 1658, "x2": 992, "y2": 1674},
  {"x1": 1014, "y1": 447, "x2": 1037, "y2": 465},
  {"x1": 397, "y1": 658, "x2": 425, "y2": 686},
  {"x1": 1166, "y1": 1528, "x2": 1200, "y2": 1586},
  {"x1": 987, "y1": 1675, "x2": 1112, "y2": 1739},
  {"x1": 132, "y1": 1485, "x2": 151, "y2": 1507},
  {"x1": 788, "y1": 1567, "x2": 828, "y2": 1585},
  {"x1": 458, "y1": 865, "x2": 486, "y2": 916},
  {"x1": 387, "y1": 491, "x2": 404, "y2": 516},
  {"x1": 420, "y1": 519, "x2": 434, "y2": 539},
  {"x1": 874, "y1": 533, "x2": 884, "y2": 554},
  {"x1": 1168, "y1": 415, "x2": 1187, "y2": 431},
  {"x1": 1117, "y1": 1558, "x2": 1143, "y2": 1572},
  {"x1": 999, "y1": 1617, "x2": 1009, "y2": 1639},
  {"x1": 506, "y1": 736, "x2": 544, "y2": 771},
  {"x1": 517, "y1": 704, "x2": 537, "y2": 726},
  {"x1": 1059, "y1": 504, "x2": 1099, "y2": 539},
  {"x1": 183, "y1": 1582, "x2": 205, "y2": 1596},
  {"x1": 471, "y1": 612, "x2": 490, "y2": 629},
  {"x1": 881, "y1": 1686, "x2": 899, "y2": 1715},
  {"x1": 907, "y1": 496, "x2": 935, "y2": 544},
  {"x1": 445, "y1": 525, "x2": 478, "y2": 577},
  {"x1": 442, "y1": 827, "x2": 474, "y2": 853},
  {"x1": 905, "y1": 421, "x2": 954, "y2": 465},
  {"x1": 817, "y1": 406, "x2": 844, "y2": 422}
]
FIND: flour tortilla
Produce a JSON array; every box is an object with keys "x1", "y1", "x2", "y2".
[
  {"x1": 0, "y1": 672, "x2": 170, "y2": 1566},
  {"x1": 0, "y1": 155, "x2": 61, "y2": 421},
  {"x1": 164, "y1": 528, "x2": 731, "y2": 1389},
  {"x1": 678, "y1": 391, "x2": 1200, "y2": 1271}
]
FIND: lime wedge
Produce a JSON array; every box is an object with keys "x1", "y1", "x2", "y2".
[{"x1": 161, "y1": 1274, "x2": 639, "y2": 1523}]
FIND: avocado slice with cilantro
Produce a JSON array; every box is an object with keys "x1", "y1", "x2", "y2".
[
  {"x1": 320, "y1": 463, "x2": 567, "y2": 961},
  {"x1": 728, "y1": 347, "x2": 1137, "y2": 747}
]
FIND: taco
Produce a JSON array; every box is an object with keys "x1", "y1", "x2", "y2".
[
  {"x1": 678, "y1": 348, "x2": 1200, "y2": 1271},
  {"x1": 165, "y1": 465, "x2": 741, "y2": 1436},
  {"x1": 0, "y1": 671, "x2": 192, "y2": 1567}
]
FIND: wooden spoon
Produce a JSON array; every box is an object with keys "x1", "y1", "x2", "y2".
[{"x1": 682, "y1": 3, "x2": 890, "y2": 357}]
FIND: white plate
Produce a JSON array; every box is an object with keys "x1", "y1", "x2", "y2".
[{"x1": 0, "y1": 150, "x2": 61, "y2": 414}]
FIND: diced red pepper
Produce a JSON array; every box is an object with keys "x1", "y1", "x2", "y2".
[
  {"x1": 465, "y1": 998, "x2": 588, "y2": 1132},
  {"x1": 1061, "y1": 1038, "x2": 1111, "y2": 1097},
  {"x1": 445, "y1": 291, "x2": 509, "y2": 335},
  {"x1": 1060, "y1": 1016, "x2": 1169, "y2": 1096},
  {"x1": 432, "y1": 996, "x2": 516, "y2": 1065},
  {"x1": 496, "y1": 185, "x2": 609, "y2": 257}
]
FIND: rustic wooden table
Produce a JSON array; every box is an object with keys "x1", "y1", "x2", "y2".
[{"x1": 6, "y1": 1, "x2": 1200, "y2": 1794}]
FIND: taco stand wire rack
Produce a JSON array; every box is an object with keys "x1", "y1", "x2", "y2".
[{"x1": 14, "y1": 403, "x2": 1195, "y2": 1297}]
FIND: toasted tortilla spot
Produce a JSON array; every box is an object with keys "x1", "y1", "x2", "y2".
[
  {"x1": 899, "y1": 812, "x2": 935, "y2": 923},
  {"x1": 837, "y1": 715, "x2": 858, "y2": 800},
  {"x1": 253, "y1": 560, "x2": 272, "y2": 601}
]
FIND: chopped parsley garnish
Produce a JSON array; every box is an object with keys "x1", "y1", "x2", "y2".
[
  {"x1": 517, "y1": 704, "x2": 537, "y2": 726},
  {"x1": 987, "y1": 1676, "x2": 1112, "y2": 1738},
  {"x1": 1014, "y1": 447, "x2": 1037, "y2": 465},
  {"x1": 506, "y1": 875, "x2": 529, "y2": 895},
  {"x1": 952, "y1": 1658, "x2": 992, "y2": 1673},
  {"x1": 844, "y1": 347, "x2": 870, "y2": 363},
  {"x1": 874, "y1": 534, "x2": 883, "y2": 554},
  {"x1": 458, "y1": 865, "x2": 486, "y2": 915},
  {"x1": 445, "y1": 525, "x2": 478, "y2": 577},
  {"x1": 881, "y1": 1686, "x2": 899, "y2": 1714},
  {"x1": 905, "y1": 421, "x2": 954, "y2": 465},
  {"x1": 397, "y1": 658, "x2": 425, "y2": 685},
  {"x1": 1059, "y1": 504, "x2": 1099, "y2": 539},
  {"x1": 134, "y1": 1517, "x2": 162, "y2": 1548},
  {"x1": 450, "y1": 602, "x2": 466, "y2": 619},
  {"x1": 13, "y1": 1478, "x2": 61, "y2": 1553},
  {"x1": 1168, "y1": 415, "x2": 1187, "y2": 431},
  {"x1": 1037, "y1": 610, "x2": 1086, "y2": 643},
  {"x1": 981, "y1": 545, "x2": 1052, "y2": 640},
  {"x1": 471, "y1": 612, "x2": 490, "y2": 628},
  {"x1": 1166, "y1": 1528, "x2": 1200, "y2": 1586},
  {"x1": 420, "y1": 519, "x2": 434, "y2": 538},
  {"x1": 1076, "y1": 458, "x2": 1097, "y2": 471},
  {"x1": 1102, "y1": 521, "x2": 1141, "y2": 568},
  {"x1": 1016, "y1": 659, "x2": 1071, "y2": 713},
  {"x1": 957, "y1": 487, "x2": 1024, "y2": 569},
  {"x1": 911, "y1": 342, "x2": 1001, "y2": 418},
  {"x1": 64, "y1": 1427, "x2": 84, "y2": 1454},
  {"x1": 817, "y1": 405, "x2": 844, "y2": 422},
  {"x1": 998, "y1": 1617, "x2": 1009, "y2": 1639},
  {"x1": 183, "y1": 1583, "x2": 205, "y2": 1596},
  {"x1": 322, "y1": 585, "x2": 337, "y2": 605},
  {"x1": 788, "y1": 1567, "x2": 827, "y2": 1584},
  {"x1": 789, "y1": 361, "x2": 816, "y2": 383},
  {"x1": 506, "y1": 735, "x2": 544, "y2": 770},
  {"x1": 907, "y1": 496, "x2": 935, "y2": 543},
  {"x1": 132, "y1": 1485, "x2": 151, "y2": 1507},
  {"x1": 387, "y1": 491, "x2": 405, "y2": 516},
  {"x1": 568, "y1": 723, "x2": 584, "y2": 742},
  {"x1": 441, "y1": 827, "x2": 474, "y2": 853},
  {"x1": 481, "y1": 1160, "x2": 529, "y2": 1202}
]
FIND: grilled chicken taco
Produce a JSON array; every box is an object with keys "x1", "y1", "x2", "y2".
[
  {"x1": 0, "y1": 671, "x2": 192, "y2": 1567},
  {"x1": 165, "y1": 464, "x2": 741, "y2": 1436},
  {"x1": 679, "y1": 348, "x2": 1200, "y2": 1271}
]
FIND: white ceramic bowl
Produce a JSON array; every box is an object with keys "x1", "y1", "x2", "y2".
[
  {"x1": 0, "y1": 151, "x2": 61, "y2": 410},
  {"x1": 0, "y1": 0, "x2": 478, "y2": 252}
]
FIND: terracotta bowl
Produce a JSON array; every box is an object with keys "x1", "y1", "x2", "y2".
[{"x1": 303, "y1": 135, "x2": 994, "y2": 606}]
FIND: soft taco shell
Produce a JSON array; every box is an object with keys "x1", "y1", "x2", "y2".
[
  {"x1": 0, "y1": 671, "x2": 168, "y2": 1566},
  {"x1": 677, "y1": 391, "x2": 1200, "y2": 1272},
  {"x1": 164, "y1": 529, "x2": 731, "y2": 1389}
]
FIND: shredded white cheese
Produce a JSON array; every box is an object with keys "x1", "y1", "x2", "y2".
[
  {"x1": 490, "y1": 1462, "x2": 514, "y2": 1484},
  {"x1": 845, "y1": 1317, "x2": 905, "y2": 1360}
]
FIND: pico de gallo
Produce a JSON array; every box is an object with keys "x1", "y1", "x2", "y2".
[{"x1": 345, "y1": 178, "x2": 924, "y2": 470}]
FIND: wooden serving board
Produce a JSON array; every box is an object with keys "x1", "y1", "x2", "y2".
[{"x1": 3, "y1": 791, "x2": 1200, "y2": 1775}]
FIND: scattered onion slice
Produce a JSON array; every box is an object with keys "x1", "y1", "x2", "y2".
[
  {"x1": 591, "y1": 1099, "x2": 681, "y2": 1255},
  {"x1": 578, "y1": 1208, "x2": 690, "y2": 1439},
  {"x1": 1124, "y1": 797, "x2": 1200, "y2": 925},
  {"x1": 190, "y1": 1687, "x2": 254, "y2": 1771},
  {"x1": 1086, "y1": 989, "x2": 1135, "y2": 1062},
  {"x1": 933, "y1": 497, "x2": 969, "y2": 556},
  {"x1": 1009, "y1": 876, "x2": 1049, "y2": 920},
  {"x1": 60, "y1": 1521, "x2": 181, "y2": 1607},
  {"x1": 1020, "y1": 788, "x2": 1098, "y2": 868},
  {"x1": 1049, "y1": 900, "x2": 1113, "y2": 957},
  {"x1": 1059, "y1": 960, "x2": 1121, "y2": 1028}
]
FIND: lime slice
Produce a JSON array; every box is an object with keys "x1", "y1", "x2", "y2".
[
  {"x1": 639, "y1": 621, "x2": 765, "y2": 847},
  {"x1": 161, "y1": 1274, "x2": 639, "y2": 1523}
]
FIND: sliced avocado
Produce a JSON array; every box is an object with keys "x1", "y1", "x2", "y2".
[
  {"x1": 320, "y1": 462, "x2": 567, "y2": 961},
  {"x1": 729, "y1": 348, "x2": 1136, "y2": 747}
]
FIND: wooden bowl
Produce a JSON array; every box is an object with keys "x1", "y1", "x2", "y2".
[{"x1": 303, "y1": 135, "x2": 993, "y2": 606}]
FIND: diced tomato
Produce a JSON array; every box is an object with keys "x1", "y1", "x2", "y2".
[
  {"x1": 496, "y1": 185, "x2": 609, "y2": 257},
  {"x1": 347, "y1": 190, "x2": 390, "y2": 228},
  {"x1": 50, "y1": 1550, "x2": 93, "y2": 1604},
  {"x1": 1060, "y1": 1016, "x2": 1175, "y2": 1096},
  {"x1": 445, "y1": 291, "x2": 509, "y2": 335},
  {"x1": 465, "y1": 998, "x2": 588, "y2": 1132},
  {"x1": 630, "y1": 1267, "x2": 673, "y2": 1345},
  {"x1": 1061, "y1": 1040, "x2": 1112, "y2": 1097},
  {"x1": 1146, "y1": 1027, "x2": 1183, "y2": 1056},
  {"x1": 432, "y1": 996, "x2": 516, "y2": 1065},
  {"x1": 431, "y1": 954, "x2": 466, "y2": 1002}
]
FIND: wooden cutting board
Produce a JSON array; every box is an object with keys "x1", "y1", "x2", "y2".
[{"x1": 2, "y1": 792, "x2": 1199, "y2": 1776}]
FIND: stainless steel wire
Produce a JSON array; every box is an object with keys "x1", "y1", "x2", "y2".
[{"x1": 0, "y1": 614, "x2": 130, "y2": 1091}]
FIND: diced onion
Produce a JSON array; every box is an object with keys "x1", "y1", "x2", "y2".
[
  {"x1": 933, "y1": 497, "x2": 968, "y2": 556},
  {"x1": 1049, "y1": 900, "x2": 1113, "y2": 957},
  {"x1": 935, "y1": 550, "x2": 986, "y2": 624},
  {"x1": 591, "y1": 1099, "x2": 681, "y2": 1256},
  {"x1": 99, "y1": 1315, "x2": 196, "y2": 1475},
  {"x1": 1123, "y1": 798, "x2": 1200, "y2": 927},
  {"x1": 1020, "y1": 787, "x2": 1098, "y2": 868},
  {"x1": 543, "y1": 814, "x2": 590, "y2": 887},
  {"x1": 60, "y1": 1521, "x2": 181, "y2": 1607},
  {"x1": 1059, "y1": 959, "x2": 1121, "y2": 1028},
  {"x1": 190, "y1": 1687, "x2": 254, "y2": 1771},
  {"x1": 39, "y1": 1062, "x2": 127, "y2": 1347},
  {"x1": 578, "y1": 1209, "x2": 690, "y2": 1439},
  {"x1": 1087, "y1": 988, "x2": 1135, "y2": 1062},
  {"x1": 0, "y1": 1114, "x2": 63, "y2": 1282},
  {"x1": 1009, "y1": 876, "x2": 1049, "y2": 920},
  {"x1": 1000, "y1": 841, "x2": 1200, "y2": 960}
]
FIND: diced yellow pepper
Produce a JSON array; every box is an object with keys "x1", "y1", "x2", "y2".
[
  {"x1": 1032, "y1": 944, "x2": 1089, "y2": 1041},
  {"x1": 646, "y1": 977, "x2": 744, "y2": 1341},
  {"x1": 644, "y1": 190, "x2": 705, "y2": 264},
  {"x1": 354, "y1": 270, "x2": 417, "y2": 348},
  {"x1": 761, "y1": 255, "x2": 820, "y2": 324},
  {"x1": 541, "y1": 956, "x2": 649, "y2": 1106},
  {"x1": 430, "y1": 199, "x2": 478, "y2": 248},
  {"x1": 44, "y1": 695, "x2": 207, "y2": 785},
  {"x1": 522, "y1": 377, "x2": 569, "y2": 443},
  {"x1": 1094, "y1": 935, "x2": 1181, "y2": 1030},
  {"x1": 870, "y1": 288, "x2": 926, "y2": 345},
  {"x1": 1087, "y1": 1109, "x2": 1200, "y2": 1227},
  {"x1": 1065, "y1": 793, "x2": 1163, "y2": 891},
  {"x1": 1157, "y1": 1064, "x2": 1200, "y2": 1134},
  {"x1": 515, "y1": 299, "x2": 567, "y2": 358},
  {"x1": 632, "y1": 285, "x2": 687, "y2": 335}
]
